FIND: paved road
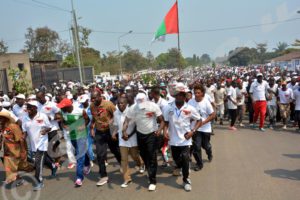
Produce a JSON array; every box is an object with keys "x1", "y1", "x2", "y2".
[{"x1": 1, "y1": 125, "x2": 300, "y2": 200}]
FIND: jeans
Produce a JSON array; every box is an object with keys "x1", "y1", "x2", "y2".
[
  {"x1": 267, "y1": 105, "x2": 277, "y2": 126},
  {"x1": 192, "y1": 131, "x2": 212, "y2": 168},
  {"x1": 137, "y1": 131, "x2": 158, "y2": 184},
  {"x1": 87, "y1": 128, "x2": 95, "y2": 161},
  {"x1": 71, "y1": 138, "x2": 90, "y2": 180},
  {"x1": 171, "y1": 146, "x2": 190, "y2": 183}
]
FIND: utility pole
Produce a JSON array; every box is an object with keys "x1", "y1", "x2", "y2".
[{"x1": 71, "y1": 0, "x2": 83, "y2": 84}]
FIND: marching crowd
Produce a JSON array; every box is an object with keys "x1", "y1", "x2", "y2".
[{"x1": 0, "y1": 65, "x2": 300, "y2": 192}]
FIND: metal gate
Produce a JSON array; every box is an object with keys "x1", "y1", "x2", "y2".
[{"x1": 0, "y1": 69, "x2": 9, "y2": 93}]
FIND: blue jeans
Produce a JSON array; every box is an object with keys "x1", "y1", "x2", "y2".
[
  {"x1": 71, "y1": 138, "x2": 90, "y2": 180},
  {"x1": 87, "y1": 128, "x2": 95, "y2": 161}
]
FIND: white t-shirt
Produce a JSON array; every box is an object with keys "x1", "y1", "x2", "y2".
[
  {"x1": 126, "y1": 101, "x2": 162, "y2": 134},
  {"x1": 164, "y1": 102, "x2": 200, "y2": 146},
  {"x1": 236, "y1": 87, "x2": 246, "y2": 106},
  {"x1": 152, "y1": 97, "x2": 168, "y2": 113},
  {"x1": 12, "y1": 104, "x2": 27, "y2": 119},
  {"x1": 22, "y1": 112, "x2": 53, "y2": 152},
  {"x1": 293, "y1": 88, "x2": 300, "y2": 110},
  {"x1": 249, "y1": 80, "x2": 268, "y2": 101},
  {"x1": 278, "y1": 88, "x2": 293, "y2": 104},
  {"x1": 206, "y1": 85, "x2": 216, "y2": 103},
  {"x1": 113, "y1": 107, "x2": 137, "y2": 147},
  {"x1": 267, "y1": 84, "x2": 278, "y2": 106},
  {"x1": 188, "y1": 98, "x2": 214, "y2": 133},
  {"x1": 227, "y1": 86, "x2": 237, "y2": 109},
  {"x1": 215, "y1": 88, "x2": 226, "y2": 106},
  {"x1": 38, "y1": 101, "x2": 60, "y2": 131}
]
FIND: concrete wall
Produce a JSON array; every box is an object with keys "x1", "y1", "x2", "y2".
[{"x1": 0, "y1": 53, "x2": 32, "y2": 91}]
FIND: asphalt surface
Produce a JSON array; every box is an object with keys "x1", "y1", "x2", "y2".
[{"x1": 1, "y1": 124, "x2": 300, "y2": 200}]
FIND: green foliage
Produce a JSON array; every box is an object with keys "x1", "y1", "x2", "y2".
[
  {"x1": 0, "y1": 39, "x2": 8, "y2": 55},
  {"x1": 156, "y1": 48, "x2": 186, "y2": 69},
  {"x1": 141, "y1": 74, "x2": 157, "y2": 85},
  {"x1": 8, "y1": 68, "x2": 32, "y2": 95}
]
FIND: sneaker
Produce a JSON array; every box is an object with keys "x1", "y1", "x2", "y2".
[
  {"x1": 229, "y1": 126, "x2": 237, "y2": 131},
  {"x1": 33, "y1": 182, "x2": 44, "y2": 191},
  {"x1": 259, "y1": 128, "x2": 266, "y2": 132},
  {"x1": 208, "y1": 155, "x2": 213, "y2": 162},
  {"x1": 90, "y1": 161, "x2": 94, "y2": 168},
  {"x1": 239, "y1": 123, "x2": 244, "y2": 127},
  {"x1": 83, "y1": 166, "x2": 91, "y2": 175},
  {"x1": 15, "y1": 178, "x2": 25, "y2": 187},
  {"x1": 183, "y1": 179, "x2": 192, "y2": 192},
  {"x1": 139, "y1": 165, "x2": 145, "y2": 174},
  {"x1": 148, "y1": 184, "x2": 156, "y2": 191},
  {"x1": 283, "y1": 125, "x2": 287, "y2": 130},
  {"x1": 67, "y1": 163, "x2": 76, "y2": 169},
  {"x1": 269, "y1": 126, "x2": 273, "y2": 130},
  {"x1": 51, "y1": 165, "x2": 58, "y2": 177},
  {"x1": 194, "y1": 165, "x2": 203, "y2": 171},
  {"x1": 75, "y1": 179, "x2": 82, "y2": 187},
  {"x1": 96, "y1": 177, "x2": 108, "y2": 186},
  {"x1": 161, "y1": 162, "x2": 170, "y2": 168},
  {"x1": 105, "y1": 161, "x2": 108, "y2": 166},
  {"x1": 172, "y1": 168, "x2": 181, "y2": 176},
  {"x1": 121, "y1": 180, "x2": 132, "y2": 188}
]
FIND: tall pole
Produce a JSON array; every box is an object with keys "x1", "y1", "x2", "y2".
[
  {"x1": 71, "y1": 0, "x2": 83, "y2": 84},
  {"x1": 176, "y1": 0, "x2": 181, "y2": 73}
]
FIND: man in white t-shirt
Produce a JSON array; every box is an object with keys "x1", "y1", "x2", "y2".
[
  {"x1": 188, "y1": 84, "x2": 215, "y2": 171},
  {"x1": 249, "y1": 73, "x2": 269, "y2": 131},
  {"x1": 226, "y1": 79, "x2": 238, "y2": 130},
  {"x1": 22, "y1": 101, "x2": 57, "y2": 191},
  {"x1": 164, "y1": 83, "x2": 202, "y2": 192},
  {"x1": 214, "y1": 83, "x2": 226, "y2": 125},
  {"x1": 278, "y1": 82, "x2": 294, "y2": 129},
  {"x1": 123, "y1": 93, "x2": 164, "y2": 191},
  {"x1": 266, "y1": 77, "x2": 278, "y2": 129},
  {"x1": 113, "y1": 97, "x2": 144, "y2": 188}
]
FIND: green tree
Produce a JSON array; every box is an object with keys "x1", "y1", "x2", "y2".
[
  {"x1": 200, "y1": 53, "x2": 211, "y2": 65},
  {"x1": 0, "y1": 39, "x2": 8, "y2": 55},
  {"x1": 228, "y1": 47, "x2": 256, "y2": 66},
  {"x1": 256, "y1": 43, "x2": 267, "y2": 64},
  {"x1": 273, "y1": 42, "x2": 288, "y2": 55},
  {"x1": 24, "y1": 26, "x2": 69, "y2": 61},
  {"x1": 122, "y1": 45, "x2": 148, "y2": 72},
  {"x1": 8, "y1": 68, "x2": 32, "y2": 95}
]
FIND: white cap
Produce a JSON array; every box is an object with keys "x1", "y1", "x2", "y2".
[
  {"x1": 28, "y1": 94, "x2": 36, "y2": 100},
  {"x1": 257, "y1": 73, "x2": 263, "y2": 77},
  {"x1": 46, "y1": 93, "x2": 53, "y2": 98},
  {"x1": 175, "y1": 82, "x2": 189, "y2": 93},
  {"x1": 27, "y1": 100, "x2": 39, "y2": 107},
  {"x1": 67, "y1": 94, "x2": 73, "y2": 100},
  {"x1": 125, "y1": 86, "x2": 131, "y2": 91},
  {"x1": 79, "y1": 94, "x2": 89, "y2": 103},
  {"x1": 16, "y1": 94, "x2": 26, "y2": 99}
]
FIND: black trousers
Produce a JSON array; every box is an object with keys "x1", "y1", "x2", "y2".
[
  {"x1": 171, "y1": 146, "x2": 190, "y2": 182},
  {"x1": 34, "y1": 150, "x2": 49, "y2": 183},
  {"x1": 247, "y1": 103, "x2": 254, "y2": 123},
  {"x1": 48, "y1": 130, "x2": 60, "y2": 153},
  {"x1": 137, "y1": 131, "x2": 158, "y2": 184},
  {"x1": 192, "y1": 131, "x2": 212, "y2": 168},
  {"x1": 95, "y1": 129, "x2": 121, "y2": 178},
  {"x1": 228, "y1": 109, "x2": 237, "y2": 127}
]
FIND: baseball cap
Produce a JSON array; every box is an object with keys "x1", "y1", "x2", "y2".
[
  {"x1": 257, "y1": 73, "x2": 263, "y2": 77},
  {"x1": 174, "y1": 83, "x2": 189, "y2": 93},
  {"x1": 27, "y1": 100, "x2": 39, "y2": 107},
  {"x1": 16, "y1": 94, "x2": 26, "y2": 99},
  {"x1": 57, "y1": 98, "x2": 73, "y2": 109}
]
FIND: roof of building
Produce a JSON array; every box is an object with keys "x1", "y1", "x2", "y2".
[{"x1": 271, "y1": 51, "x2": 300, "y2": 62}]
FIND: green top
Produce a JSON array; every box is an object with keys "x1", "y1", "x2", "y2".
[{"x1": 62, "y1": 107, "x2": 87, "y2": 140}]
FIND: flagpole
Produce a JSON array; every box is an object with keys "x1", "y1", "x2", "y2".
[{"x1": 176, "y1": 0, "x2": 181, "y2": 73}]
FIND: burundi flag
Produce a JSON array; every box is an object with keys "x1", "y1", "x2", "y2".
[{"x1": 153, "y1": 1, "x2": 179, "y2": 42}]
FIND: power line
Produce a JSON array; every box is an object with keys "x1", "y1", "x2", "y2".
[
  {"x1": 10, "y1": 0, "x2": 56, "y2": 10},
  {"x1": 92, "y1": 17, "x2": 300, "y2": 35},
  {"x1": 31, "y1": 0, "x2": 71, "y2": 13}
]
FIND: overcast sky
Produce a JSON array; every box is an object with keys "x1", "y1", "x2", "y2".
[{"x1": 1, "y1": 0, "x2": 300, "y2": 58}]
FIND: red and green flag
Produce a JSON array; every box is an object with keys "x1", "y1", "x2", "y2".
[{"x1": 153, "y1": 1, "x2": 179, "y2": 42}]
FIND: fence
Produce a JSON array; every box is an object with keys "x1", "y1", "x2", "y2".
[
  {"x1": 31, "y1": 66, "x2": 94, "y2": 88},
  {"x1": 0, "y1": 69, "x2": 9, "y2": 93}
]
